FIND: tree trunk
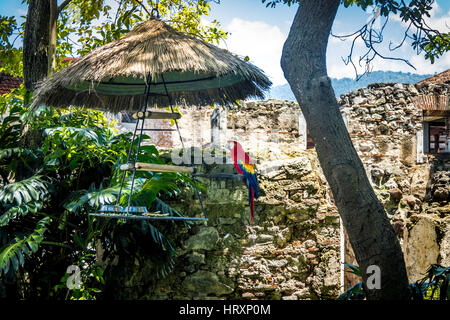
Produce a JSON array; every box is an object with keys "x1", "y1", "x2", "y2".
[
  {"x1": 23, "y1": 0, "x2": 51, "y2": 91},
  {"x1": 281, "y1": 0, "x2": 410, "y2": 299},
  {"x1": 48, "y1": 0, "x2": 58, "y2": 75}
]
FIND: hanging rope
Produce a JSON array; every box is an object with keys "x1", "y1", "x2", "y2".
[
  {"x1": 161, "y1": 74, "x2": 208, "y2": 220},
  {"x1": 105, "y1": 73, "x2": 208, "y2": 221}
]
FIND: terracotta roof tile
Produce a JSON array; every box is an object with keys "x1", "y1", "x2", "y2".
[
  {"x1": 417, "y1": 69, "x2": 450, "y2": 85},
  {"x1": 0, "y1": 72, "x2": 23, "y2": 95}
]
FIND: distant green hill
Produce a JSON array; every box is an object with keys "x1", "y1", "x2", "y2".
[{"x1": 267, "y1": 70, "x2": 433, "y2": 100}]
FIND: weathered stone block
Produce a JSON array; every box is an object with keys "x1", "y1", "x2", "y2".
[
  {"x1": 182, "y1": 271, "x2": 233, "y2": 296},
  {"x1": 185, "y1": 227, "x2": 219, "y2": 251},
  {"x1": 406, "y1": 217, "x2": 439, "y2": 282}
]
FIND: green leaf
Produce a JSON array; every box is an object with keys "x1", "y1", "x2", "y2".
[
  {"x1": 0, "y1": 201, "x2": 44, "y2": 226},
  {"x1": 0, "y1": 217, "x2": 50, "y2": 275},
  {"x1": 343, "y1": 262, "x2": 362, "y2": 277},
  {"x1": 0, "y1": 175, "x2": 53, "y2": 206}
]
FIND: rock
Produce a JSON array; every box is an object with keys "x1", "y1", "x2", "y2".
[
  {"x1": 401, "y1": 195, "x2": 420, "y2": 208},
  {"x1": 410, "y1": 166, "x2": 430, "y2": 200},
  {"x1": 182, "y1": 271, "x2": 233, "y2": 296},
  {"x1": 398, "y1": 179, "x2": 411, "y2": 192},
  {"x1": 384, "y1": 178, "x2": 398, "y2": 189},
  {"x1": 433, "y1": 187, "x2": 449, "y2": 201},
  {"x1": 267, "y1": 259, "x2": 288, "y2": 268},
  {"x1": 352, "y1": 96, "x2": 367, "y2": 105},
  {"x1": 392, "y1": 220, "x2": 404, "y2": 237},
  {"x1": 185, "y1": 227, "x2": 219, "y2": 251},
  {"x1": 406, "y1": 217, "x2": 439, "y2": 282},
  {"x1": 242, "y1": 292, "x2": 255, "y2": 298},
  {"x1": 394, "y1": 83, "x2": 405, "y2": 90},
  {"x1": 440, "y1": 218, "x2": 450, "y2": 267},
  {"x1": 304, "y1": 239, "x2": 316, "y2": 248},
  {"x1": 371, "y1": 168, "x2": 384, "y2": 180},
  {"x1": 389, "y1": 188, "x2": 403, "y2": 201},
  {"x1": 187, "y1": 252, "x2": 205, "y2": 265},
  {"x1": 359, "y1": 141, "x2": 375, "y2": 152}
]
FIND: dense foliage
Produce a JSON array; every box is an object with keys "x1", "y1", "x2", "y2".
[
  {"x1": 0, "y1": 0, "x2": 227, "y2": 77},
  {"x1": 0, "y1": 0, "x2": 223, "y2": 300},
  {"x1": 338, "y1": 263, "x2": 450, "y2": 300},
  {"x1": 0, "y1": 86, "x2": 198, "y2": 299}
]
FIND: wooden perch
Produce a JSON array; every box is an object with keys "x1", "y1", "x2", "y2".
[
  {"x1": 131, "y1": 111, "x2": 181, "y2": 120},
  {"x1": 120, "y1": 162, "x2": 196, "y2": 174}
]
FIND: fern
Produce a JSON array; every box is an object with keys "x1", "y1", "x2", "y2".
[{"x1": 0, "y1": 217, "x2": 50, "y2": 275}]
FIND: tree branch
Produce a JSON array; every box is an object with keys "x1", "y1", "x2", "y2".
[{"x1": 57, "y1": 0, "x2": 72, "y2": 15}]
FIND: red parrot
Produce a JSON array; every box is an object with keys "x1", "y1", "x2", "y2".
[{"x1": 228, "y1": 140, "x2": 260, "y2": 224}]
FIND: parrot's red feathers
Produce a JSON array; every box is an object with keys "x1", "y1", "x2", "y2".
[{"x1": 229, "y1": 141, "x2": 259, "y2": 224}]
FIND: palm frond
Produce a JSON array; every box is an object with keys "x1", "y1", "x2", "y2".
[
  {"x1": 336, "y1": 281, "x2": 365, "y2": 300},
  {"x1": 343, "y1": 262, "x2": 362, "y2": 277},
  {"x1": 64, "y1": 182, "x2": 121, "y2": 213},
  {"x1": 150, "y1": 198, "x2": 183, "y2": 218}
]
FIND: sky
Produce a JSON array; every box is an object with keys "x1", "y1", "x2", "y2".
[{"x1": 1, "y1": 0, "x2": 449, "y2": 86}]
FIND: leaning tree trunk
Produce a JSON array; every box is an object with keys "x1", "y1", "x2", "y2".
[
  {"x1": 281, "y1": 0, "x2": 410, "y2": 299},
  {"x1": 23, "y1": 0, "x2": 51, "y2": 92}
]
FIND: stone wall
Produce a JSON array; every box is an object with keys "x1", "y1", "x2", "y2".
[
  {"x1": 338, "y1": 82, "x2": 450, "y2": 283},
  {"x1": 104, "y1": 83, "x2": 450, "y2": 299},
  {"x1": 137, "y1": 152, "x2": 342, "y2": 300},
  {"x1": 103, "y1": 101, "x2": 342, "y2": 300}
]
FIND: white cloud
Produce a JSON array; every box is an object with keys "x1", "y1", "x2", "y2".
[
  {"x1": 16, "y1": 9, "x2": 27, "y2": 16},
  {"x1": 220, "y1": 18, "x2": 288, "y2": 86},
  {"x1": 327, "y1": 1, "x2": 450, "y2": 79}
]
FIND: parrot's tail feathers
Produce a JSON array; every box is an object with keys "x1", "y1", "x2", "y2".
[{"x1": 249, "y1": 186, "x2": 255, "y2": 225}]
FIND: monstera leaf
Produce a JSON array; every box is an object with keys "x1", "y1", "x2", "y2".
[
  {"x1": 0, "y1": 148, "x2": 38, "y2": 162},
  {"x1": 0, "y1": 217, "x2": 50, "y2": 275},
  {"x1": 0, "y1": 175, "x2": 53, "y2": 206},
  {"x1": 0, "y1": 202, "x2": 44, "y2": 226}
]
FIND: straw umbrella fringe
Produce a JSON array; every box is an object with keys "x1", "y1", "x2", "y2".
[{"x1": 31, "y1": 19, "x2": 272, "y2": 112}]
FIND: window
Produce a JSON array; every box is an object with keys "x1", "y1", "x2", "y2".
[{"x1": 423, "y1": 116, "x2": 450, "y2": 154}]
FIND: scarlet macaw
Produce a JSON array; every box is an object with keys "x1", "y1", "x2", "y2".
[{"x1": 228, "y1": 140, "x2": 259, "y2": 224}]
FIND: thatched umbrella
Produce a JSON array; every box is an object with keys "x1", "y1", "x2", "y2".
[{"x1": 31, "y1": 18, "x2": 272, "y2": 112}]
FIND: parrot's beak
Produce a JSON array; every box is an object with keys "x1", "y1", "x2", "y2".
[{"x1": 226, "y1": 140, "x2": 234, "y2": 150}]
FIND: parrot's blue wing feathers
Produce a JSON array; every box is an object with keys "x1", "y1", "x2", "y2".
[{"x1": 237, "y1": 160, "x2": 259, "y2": 199}]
